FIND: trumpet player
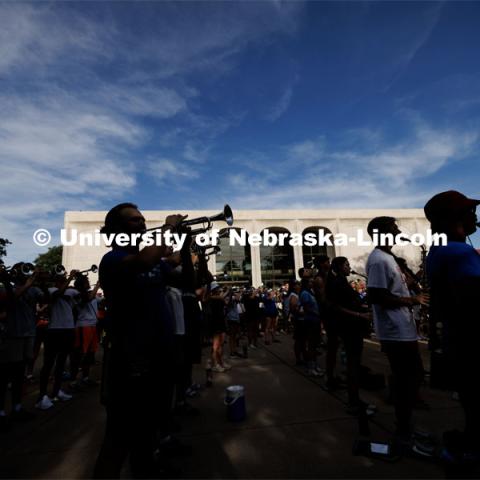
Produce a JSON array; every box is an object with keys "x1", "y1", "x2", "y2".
[
  {"x1": 36, "y1": 269, "x2": 79, "y2": 410},
  {"x1": 366, "y1": 217, "x2": 430, "y2": 451},
  {"x1": 93, "y1": 202, "x2": 185, "y2": 479},
  {"x1": 69, "y1": 274, "x2": 101, "y2": 389},
  {"x1": 0, "y1": 263, "x2": 46, "y2": 431}
]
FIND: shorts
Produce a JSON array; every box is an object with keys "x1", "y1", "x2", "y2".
[
  {"x1": 0, "y1": 337, "x2": 34, "y2": 364},
  {"x1": 74, "y1": 326, "x2": 99, "y2": 354}
]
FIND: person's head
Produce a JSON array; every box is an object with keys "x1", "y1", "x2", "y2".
[
  {"x1": 53, "y1": 273, "x2": 67, "y2": 288},
  {"x1": 367, "y1": 216, "x2": 398, "y2": 239},
  {"x1": 313, "y1": 255, "x2": 330, "y2": 275},
  {"x1": 100, "y1": 203, "x2": 145, "y2": 249},
  {"x1": 298, "y1": 267, "x2": 313, "y2": 279},
  {"x1": 330, "y1": 256, "x2": 351, "y2": 277},
  {"x1": 424, "y1": 190, "x2": 479, "y2": 240},
  {"x1": 74, "y1": 274, "x2": 90, "y2": 292},
  {"x1": 300, "y1": 276, "x2": 313, "y2": 291}
]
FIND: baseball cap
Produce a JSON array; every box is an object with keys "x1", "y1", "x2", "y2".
[{"x1": 424, "y1": 190, "x2": 480, "y2": 222}]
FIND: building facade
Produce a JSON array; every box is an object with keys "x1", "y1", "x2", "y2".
[{"x1": 63, "y1": 208, "x2": 430, "y2": 287}]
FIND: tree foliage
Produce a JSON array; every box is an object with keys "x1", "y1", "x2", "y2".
[
  {"x1": 34, "y1": 245, "x2": 63, "y2": 271},
  {"x1": 0, "y1": 238, "x2": 11, "y2": 262}
]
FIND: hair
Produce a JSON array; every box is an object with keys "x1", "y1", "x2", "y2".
[
  {"x1": 100, "y1": 202, "x2": 139, "y2": 235},
  {"x1": 367, "y1": 216, "x2": 396, "y2": 239},
  {"x1": 313, "y1": 255, "x2": 330, "y2": 268},
  {"x1": 74, "y1": 274, "x2": 89, "y2": 290},
  {"x1": 330, "y1": 256, "x2": 348, "y2": 274}
]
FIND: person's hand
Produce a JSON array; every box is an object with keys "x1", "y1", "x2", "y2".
[
  {"x1": 413, "y1": 293, "x2": 429, "y2": 307},
  {"x1": 25, "y1": 272, "x2": 37, "y2": 287},
  {"x1": 164, "y1": 214, "x2": 188, "y2": 231},
  {"x1": 69, "y1": 270, "x2": 79, "y2": 279}
]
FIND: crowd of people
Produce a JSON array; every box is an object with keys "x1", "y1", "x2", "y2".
[{"x1": 0, "y1": 189, "x2": 479, "y2": 477}]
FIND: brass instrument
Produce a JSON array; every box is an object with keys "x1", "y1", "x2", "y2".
[
  {"x1": 146, "y1": 204, "x2": 234, "y2": 235},
  {"x1": 51, "y1": 264, "x2": 66, "y2": 277},
  {"x1": 77, "y1": 264, "x2": 98, "y2": 275},
  {"x1": 1, "y1": 262, "x2": 35, "y2": 279}
]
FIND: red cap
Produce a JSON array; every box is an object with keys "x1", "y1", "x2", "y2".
[{"x1": 424, "y1": 190, "x2": 480, "y2": 222}]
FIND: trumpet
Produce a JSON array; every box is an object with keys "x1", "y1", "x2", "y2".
[
  {"x1": 0, "y1": 262, "x2": 36, "y2": 279},
  {"x1": 51, "y1": 264, "x2": 66, "y2": 277},
  {"x1": 77, "y1": 264, "x2": 98, "y2": 275},
  {"x1": 146, "y1": 204, "x2": 234, "y2": 235}
]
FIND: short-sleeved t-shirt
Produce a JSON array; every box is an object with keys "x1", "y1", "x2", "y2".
[
  {"x1": 99, "y1": 250, "x2": 174, "y2": 364},
  {"x1": 427, "y1": 241, "x2": 480, "y2": 355},
  {"x1": 299, "y1": 289, "x2": 320, "y2": 323},
  {"x1": 6, "y1": 286, "x2": 43, "y2": 337},
  {"x1": 48, "y1": 287, "x2": 79, "y2": 329},
  {"x1": 76, "y1": 297, "x2": 99, "y2": 327},
  {"x1": 366, "y1": 248, "x2": 417, "y2": 342}
]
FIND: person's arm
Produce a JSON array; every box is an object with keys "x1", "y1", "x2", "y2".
[
  {"x1": 367, "y1": 258, "x2": 429, "y2": 309},
  {"x1": 119, "y1": 214, "x2": 186, "y2": 273},
  {"x1": 50, "y1": 270, "x2": 78, "y2": 302},
  {"x1": 88, "y1": 280, "x2": 101, "y2": 301},
  {"x1": 289, "y1": 294, "x2": 298, "y2": 313},
  {"x1": 313, "y1": 276, "x2": 326, "y2": 303},
  {"x1": 367, "y1": 287, "x2": 429, "y2": 308},
  {"x1": 13, "y1": 272, "x2": 38, "y2": 299}
]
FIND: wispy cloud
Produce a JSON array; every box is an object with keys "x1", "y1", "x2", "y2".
[
  {"x1": 0, "y1": 2, "x2": 304, "y2": 262},
  {"x1": 148, "y1": 158, "x2": 199, "y2": 183},
  {"x1": 266, "y1": 86, "x2": 294, "y2": 122},
  {"x1": 227, "y1": 117, "x2": 479, "y2": 209}
]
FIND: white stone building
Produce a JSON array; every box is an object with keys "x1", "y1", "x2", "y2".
[{"x1": 63, "y1": 208, "x2": 430, "y2": 287}]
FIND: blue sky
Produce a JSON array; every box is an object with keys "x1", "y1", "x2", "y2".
[{"x1": 1, "y1": 1, "x2": 480, "y2": 262}]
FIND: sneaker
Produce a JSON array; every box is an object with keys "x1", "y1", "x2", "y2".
[
  {"x1": 307, "y1": 369, "x2": 323, "y2": 377},
  {"x1": 35, "y1": 395, "x2": 54, "y2": 410},
  {"x1": 55, "y1": 390, "x2": 73, "y2": 402},
  {"x1": 212, "y1": 365, "x2": 225, "y2": 373},
  {"x1": 314, "y1": 366, "x2": 325, "y2": 375},
  {"x1": 11, "y1": 408, "x2": 35, "y2": 422},
  {"x1": 394, "y1": 433, "x2": 435, "y2": 458},
  {"x1": 222, "y1": 362, "x2": 232, "y2": 370},
  {"x1": 249, "y1": 344, "x2": 257, "y2": 350}
]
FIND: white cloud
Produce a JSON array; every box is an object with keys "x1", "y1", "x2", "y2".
[
  {"x1": 266, "y1": 86, "x2": 293, "y2": 122},
  {"x1": 148, "y1": 158, "x2": 199, "y2": 183},
  {"x1": 227, "y1": 119, "x2": 479, "y2": 210}
]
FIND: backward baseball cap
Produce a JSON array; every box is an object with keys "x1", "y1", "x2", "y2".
[{"x1": 424, "y1": 190, "x2": 480, "y2": 222}]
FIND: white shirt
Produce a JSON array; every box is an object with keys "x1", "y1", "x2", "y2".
[
  {"x1": 48, "y1": 287, "x2": 79, "y2": 329},
  {"x1": 366, "y1": 249, "x2": 418, "y2": 342},
  {"x1": 76, "y1": 298, "x2": 99, "y2": 327}
]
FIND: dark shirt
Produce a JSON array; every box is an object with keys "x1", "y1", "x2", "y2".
[
  {"x1": 427, "y1": 241, "x2": 480, "y2": 359},
  {"x1": 326, "y1": 274, "x2": 364, "y2": 334},
  {"x1": 99, "y1": 250, "x2": 173, "y2": 368}
]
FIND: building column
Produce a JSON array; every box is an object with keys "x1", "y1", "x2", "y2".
[
  {"x1": 293, "y1": 244, "x2": 304, "y2": 280},
  {"x1": 250, "y1": 245, "x2": 262, "y2": 287}
]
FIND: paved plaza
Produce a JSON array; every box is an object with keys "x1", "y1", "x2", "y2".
[{"x1": 0, "y1": 337, "x2": 467, "y2": 479}]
